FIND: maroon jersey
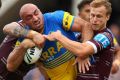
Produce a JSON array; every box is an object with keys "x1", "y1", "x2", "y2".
[
  {"x1": 0, "y1": 35, "x2": 34, "y2": 80},
  {"x1": 77, "y1": 28, "x2": 115, "y2": 80}
]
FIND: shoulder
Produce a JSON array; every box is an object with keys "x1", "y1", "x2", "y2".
[
  {"x1": 44, "y1": 10, "x2": 64, "y2": 18},
  {"x1": 93, "y1": 32, "x2": 112, "y2": 48}
]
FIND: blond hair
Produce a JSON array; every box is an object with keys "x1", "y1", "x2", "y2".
[{"x1": 90, "y1": 0, "x2": 112, "y2": 15}]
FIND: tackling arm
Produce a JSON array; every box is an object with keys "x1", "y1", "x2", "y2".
[
  {"x1": 45, "y1": 30, "x2": 94, "y2": 58},
  {"x1": 71, "y1": 17, "x2": 93, "y2": 42},
  {"x1": 111, "y1": 45, "x2": 120, "y2": 74},
  {"x1": 3, "y1": 22, "x2": 45, "y2": 48},
  {"x1": 7, "y1": 39, "x2": 35, "y2": 72}
]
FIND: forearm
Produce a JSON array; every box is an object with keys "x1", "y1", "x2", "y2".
[
  {"x1": 7, "y1": 44, "x2": 27, "y2": 72},
  {"x1": 71, "y1": 17, "x2": 93, "y2": 42},
  {"x1": 3, "y1": 22, "x2": 25, "y2": 37},
  {"x1": 81, "y1": 22, "x2": 93, "y2": 42},
  {"x1": 3, "y1": 22, "x2": 42, "y2": 39},
  {"x1": 114, "y1": 46, "x2": 120, "y2": 62},
  {"x1": 55, "y1": 35, "x2": 86, "y2": 57}
]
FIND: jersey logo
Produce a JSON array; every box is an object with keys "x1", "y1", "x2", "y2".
[{"x1": 94, "y1": 34, "x2": 110, "y2": 48}]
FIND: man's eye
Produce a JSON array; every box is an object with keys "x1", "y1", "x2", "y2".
[
  {"x1": 35, "y1": 11, "x2": 39, "y2": 15},
  {"x1": 26, "y1": 16, "x2": 32, "y2": 20},
  {"x1": 97, "y1": 15, "x2": 102, "y2": 18}
]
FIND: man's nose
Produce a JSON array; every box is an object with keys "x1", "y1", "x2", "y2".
[
  {"x1": 33, "y1": 15, "x2": 38, "y2": 21},
  {"x1": 93, "y1": 17, "x2": 97, "y2": 23}
]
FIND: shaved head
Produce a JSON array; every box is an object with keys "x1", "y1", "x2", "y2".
[
  {"x1": 19, "y1": 3, "x2": 39, "y2": 19},
  {"x1": 19, "y1": 3, "x2": 44, "y2": 32}
]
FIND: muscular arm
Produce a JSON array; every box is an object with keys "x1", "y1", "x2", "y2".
[
  {"x1": 57, "y1": 35, "x2": 94, "y2": 58},
  {"x1": 45, "y1": 30, "x2": 94, "y2": 58},
  {"x1": 3, "y1": 22, "x2": 38, "y2": 38},
  {"x1": 114, "y1": 45, "x2": 120, "y2": 61},
  {"x1": 7, "y1": 39, "x2": 35, "y2": 72},
  {"x1": 71, "y1": 17, "x2": 93, "y2": 42},
  {"x1": 3, "y1": 22, "x2": 45, "y2": 47}
]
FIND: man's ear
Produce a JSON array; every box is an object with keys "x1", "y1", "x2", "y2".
[
  {"x1": 106, "y1": 15, "x2": 110, "y2": 21},
  {"x1": 18, "y1": 20, "x2": 27, "y2": 26}
]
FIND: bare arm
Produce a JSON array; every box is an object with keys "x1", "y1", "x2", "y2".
[
  {"x1": 3, "y1": 22, "x2": 45, "y2": 47},
  {"x1": 111, "y1": 45, "x2": 120, "y2": 74},
  {"x1": 7, "y1": 39, "x2": 35, "y2": 72},
  {"x1": 71, "y1": 17, "x2": 93, "y2": 42},
  {"x1": 3, "y1": 22, "x2": 27, "y2": 37},
  {"x1": 45, "y1": 30, "x2": 94, "y2": 58},
  {"x1": 3, "y1": 22, "x2": 39, "y2": 38}
]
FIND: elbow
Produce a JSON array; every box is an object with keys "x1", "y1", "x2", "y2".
[
  {"x1": 3, "y1": 22, "x2": 14, "y2": 34},
  {"x1": 3, "y1": 24, "x2": 9, "y2": 34},
  {"x1": 6, "y1": 63, "x2": 16, "y2": 72},
  {"x1": 3, "y1": 22, "x2": 20, "y2": 35}
]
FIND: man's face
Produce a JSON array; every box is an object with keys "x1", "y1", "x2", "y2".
[
  {"x1": 22, "y1": 6, "x2": 43, "y2": 31},
  {"x1": 90, "y1": 6, "x2": 109, "y2": 31},
  {"x1": 78, "y1": 4, "x2": 90, "y2": 21}
]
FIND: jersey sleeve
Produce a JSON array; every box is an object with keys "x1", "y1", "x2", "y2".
[
  {"x1": 62, "y1": 12, "x2": 74, "y2": 31},
  {"x1": 86, "y1": 32, "x2": 112, "y2": 54},
  {"x1": 44, "y1": 10, "x2": 74, "y2": 31}
]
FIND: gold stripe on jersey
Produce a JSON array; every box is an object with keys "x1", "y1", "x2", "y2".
[
  {"x1": 63, "y1": 12, "x2": 74, "y2": 31},
  {"x1": 43, "y1": 50, "x2": 75, "y2": 69},
  {"x1": 46, "y1": 57, "x2": 77, "y2": 80}
]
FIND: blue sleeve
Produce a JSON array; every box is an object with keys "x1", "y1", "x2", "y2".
[
  {"x1": 44, "y1": 10, "x2": 64, "y2": 25},
  {"x1": 93, "y1": 33, "x2": 110, "y2": 48},
  {"x1": 44, "y1": 10, "x2": 74, "y2": 31}
]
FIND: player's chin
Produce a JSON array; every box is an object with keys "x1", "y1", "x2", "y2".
[{"x1": 33, "y1": 25, "x2": 41, "y2": 30}]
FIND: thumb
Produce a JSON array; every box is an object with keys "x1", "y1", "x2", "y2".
[{"x1": 72, "y1": 58, "x2": 78, "y2": 65}]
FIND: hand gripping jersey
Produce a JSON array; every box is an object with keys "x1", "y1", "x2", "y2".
[
  {"x1": 39, "y1": 10, "x2": 77, "y2": 80},
  {"x1": 77, "y1": 28, "x2": 115, "y2": 80}
]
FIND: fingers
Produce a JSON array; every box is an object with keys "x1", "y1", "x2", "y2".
[
  {"x1": 111, "y1": 60, "x2": 120, "y2": 74},
  {"x1": 87, "y1": 59, "x2": 91, "y2": 67},
  {"x1": 72, "y1": 58, "x2": 78, "y2": 65},
  {"x1": 84, "y1": 61, "x2": 90, "y2": 71},
  {"x1": 85, "y1": 58, "x2": 91, "y2": 71},
  {"x1": 78, "y1": 62, "x2": 82, "y2": 73},
  {"x1": 77, "y1": 57, "x2": 91, "y2": 73},
  {"x1": 72, "y1": 58, "x2": 77, "y2": 65},
  {"x1": 43, "y1": 34, "x2": 51, "y2": 40},
  {"x1": 111, "y1": 64, "x2": 119, "y2": 74},
  {"x1": 22, "y1": 39, "x2": 35, "y2": 48},
  {"x1": 81, "y1": 62, "x2": 85, "y2": 73}
]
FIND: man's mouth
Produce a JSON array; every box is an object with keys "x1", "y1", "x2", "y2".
[{"x1": 34, "y1": 21, "x2": 40, "y2": 25}]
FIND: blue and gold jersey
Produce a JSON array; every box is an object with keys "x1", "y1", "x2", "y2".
[
  {"x1": 40, "y1": 11, "x2": 77, "y2": 69},
  {"x1": 16, "y1": 11, "x2": 77, "y2": 80}
]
